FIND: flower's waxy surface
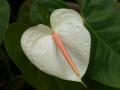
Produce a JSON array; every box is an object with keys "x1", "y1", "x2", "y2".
[{"x1": 21, "y1": 9, "x2": 91, "y2": 82}]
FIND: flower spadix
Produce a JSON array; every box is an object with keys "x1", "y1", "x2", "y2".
[{"x1": 21, "y1": 9, "x2": 91, "y2": 83}]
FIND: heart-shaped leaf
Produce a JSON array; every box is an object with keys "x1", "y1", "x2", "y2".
[
  {"x1": 76, "y1": 0, "x2": 120, "y2": 88},
  {"x1": 0, "y1": 0, "x2": 10, "y2": 45}
]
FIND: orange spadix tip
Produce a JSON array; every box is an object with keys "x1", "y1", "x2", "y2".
[{"x1": 52, "y1": 33, "x2": 80, "y2": 77}]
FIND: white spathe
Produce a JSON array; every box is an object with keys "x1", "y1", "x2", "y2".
[{"x1": 21, "y1": 9, "x2": 91, "y2": 82}]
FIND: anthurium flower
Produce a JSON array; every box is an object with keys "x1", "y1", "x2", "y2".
[{"x1": 21, "y1": 9, "x2": 91, "y2": 83}]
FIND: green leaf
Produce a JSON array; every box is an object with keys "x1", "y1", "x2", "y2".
[
  {"x1": 83, "y1": 77, "x2": 120, "y2": 90},
  {"x1": 0, "y1": 0, "x2": 10, "y2": 45},
  {"x1": 76, "y1": 0, "x2": 117, "y2": 17},
  {"x1": 17, "y1": 0, "x2": 33, "y2": 26},
  {"x1": 76, "y1": 0, "x2": 120, "y2": 88},
  {"x1": 30, "y1": 0, "x2": 68, "y2": 25}
]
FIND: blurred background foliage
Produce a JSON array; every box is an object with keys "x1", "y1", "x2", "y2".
[{"x1": 0, "y1": 0, "x2": 120, "y2": 90}]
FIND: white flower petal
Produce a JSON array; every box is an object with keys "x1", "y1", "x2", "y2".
[
  {"x1": 21, "y1": 24, "x2": 81, "y2": 82},
  {"x1": 21, "y1": 9, "x2": 91, "y2": 83},
  {"x1": 50, "y1": 9, "x2": 91, "y2": 79}
]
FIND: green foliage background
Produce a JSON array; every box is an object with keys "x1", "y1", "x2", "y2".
[{"x1": 0, "y1": 0, "x2": 120, "y2": 89}]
